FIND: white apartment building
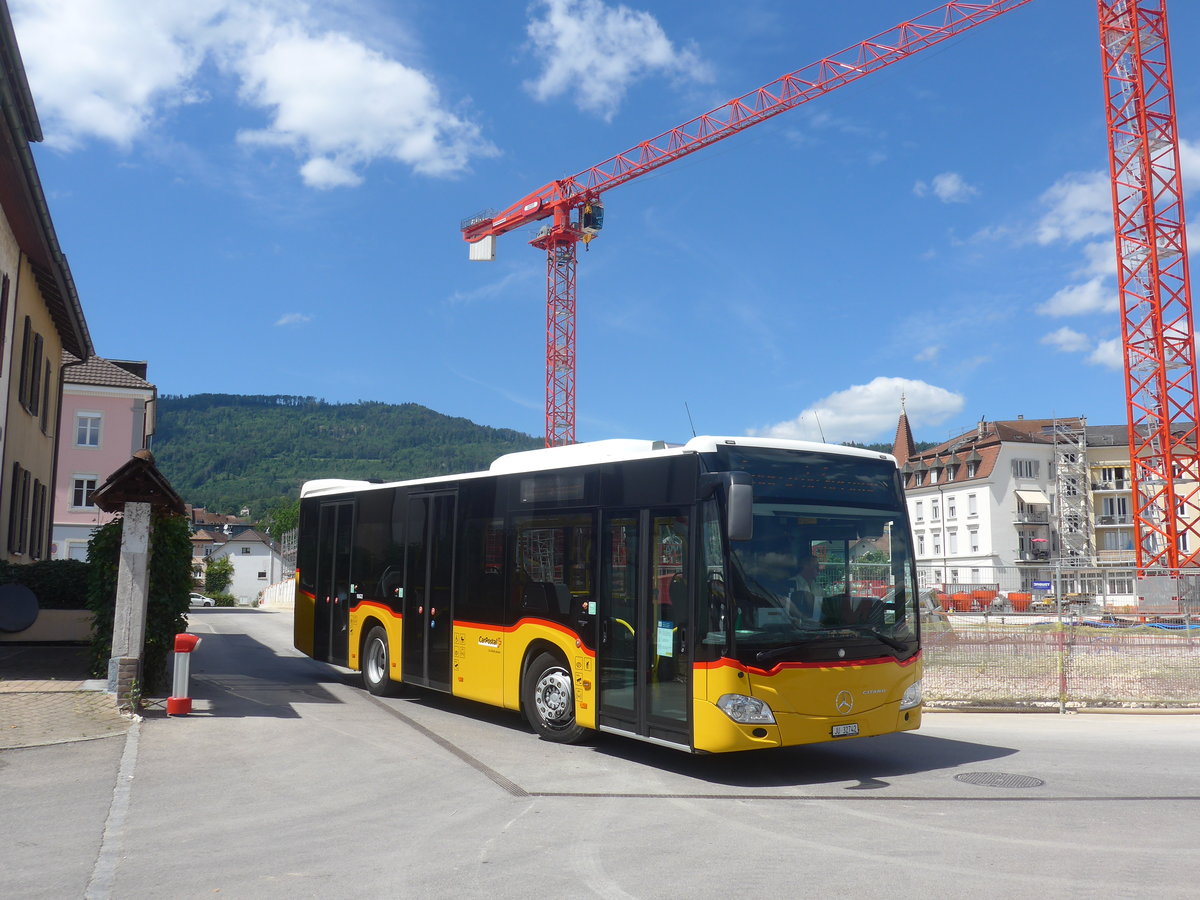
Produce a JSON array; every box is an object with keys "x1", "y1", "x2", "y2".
[{"x1": 892, "y1": 413, "x2": 1072, "y2": 592}]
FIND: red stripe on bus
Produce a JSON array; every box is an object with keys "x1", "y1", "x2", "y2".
[
  {"x1": 456, "y1": 617, "x2": 596, "y2": 658},
  {"x1": 694, "y1": 650, "x2": 921, "y2": 678},
  {"x1": 350, "y1": 599, "x2": 401, "y2": 619}
]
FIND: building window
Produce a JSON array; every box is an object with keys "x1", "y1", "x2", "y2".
[
  {"x1": 71, "y1": 476, "x2": 99, "y2": 509},
  {"x1": 27, "y1": 332, "x2": 43, "y2": 416},
  {"x1": 932, "y1": 534, "x2": 942, "y2": 555},
  {"x1": 1012, "y1": 458, "x2": 1040, "y2": 479},
  {"x1": 0, "y1": 274, "x2": 8, "y2": 377},
  {"x1": 914, "y1": 501, "x2": 923, "y2": 522},
  {"x1": 241, "y1": 546, "x2": 252, "y2": 555},
  {"x1": 966, "y1": 461, "x2": 978, "y2": 478},
  {"x1": 76, "y1": 413, "x2": 102, "y2": 447},
  {"x1": 948, "y1": 531, "x2": 958, "y2": 554},
  {"x1": 968, "y1": 493, "x2": 978, "y2": 517},
  {"x1": 929, "y1": 467, "x2": 938, "y2": 485},
  {"x1": 916, "y1": 533, "x2": 925, "y2": 555},
  {"x1": 913, "y1": 471, "x2": 923, "y2": 486},
  {"x1": 257, "y1": 570, "x2": 267, "y2": 579},
  {"x1": 948, "y1": 497, "x2": 957, "y2": 519},
  {"x1": 944, "y1": 465, "x2": 955, "y2": 483},
  {"x1": 969, "y1": 528, "x2": 980, "y2": 553},
  {"x1": 931, "y1": 500, "x2": 940, "y2": 521},
  {"x1": 40, "y1": 360, "x2": 51, "y2": 434},
  {"x1": 1101, "y1": 467, "x2": 1128, "y2": 489},
  {"x1": 7, "y1": 463, "x2": 30, "y2": 554}
]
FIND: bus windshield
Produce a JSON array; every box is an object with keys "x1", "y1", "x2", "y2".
[{"x1": 701, "y1": 446, "x2": 918, "y2": 665}]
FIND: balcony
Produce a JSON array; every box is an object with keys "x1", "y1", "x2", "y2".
[
  {"x1": 1091, "y1": 481, "x2": 1130, "y2": 492},
  {"x1": 1014, "y1": 511, "x2": 1050, "y2": 524},
  {"x1": 1096, "y1": 514, "x2": 1133, "y2": 526}
]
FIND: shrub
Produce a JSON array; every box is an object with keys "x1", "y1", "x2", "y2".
[
  {"x1": 87, "y1": 511, "x2": 193, "y2": 693},
  {"x1": 0, "y1": 559, "x2": 90, "y2": 609},
  {"x1": 211, "y1": 592, "x2": 237, "y2": 608}
]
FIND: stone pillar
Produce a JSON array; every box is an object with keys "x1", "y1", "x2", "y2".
[{"x1": 107, "y1": 501, "x2": 152, "y2": 700}]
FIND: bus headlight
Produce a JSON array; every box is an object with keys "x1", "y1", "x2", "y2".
[
  {"x1": 716, "y1": 694, "x2": 776, "y2": 725},
  {"x1": 900, "y1": 679, "x2": 923, "y2": 710}
]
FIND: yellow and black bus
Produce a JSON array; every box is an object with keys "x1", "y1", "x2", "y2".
[{"x1": 294, "y1": 436, "x2": 922, "y2": 753}]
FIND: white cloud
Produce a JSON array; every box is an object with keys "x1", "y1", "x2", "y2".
[
  {"x1": 275, "y1": 312, "x2": 313, "y2": 326},
  {"x1": 751, "y1": 376, "x2": 964, "y2": 444},
  {"x1": 1088, "y1": 338, "x2": 1123, "y2": 370},
  {"x1": 524, "y1": 0, "x2": 711, "y2": 121},
  {"x1": 11, "y1": 0, "x2": 219, "y2": 149},
  {"x1": 230, "y1": 20, "x2": 494, "y2": 184},
  {"x1": 1077, "y1": 239, "x2": 1118, "y2": 280},
  {"x1": 1034, "y1": 170, "x2": 1111, "y2": 245},
  {"x1": 1041, "y1": 326, "x2": 1090, "y2": 353},
  {"x1": 1037, "y1": 276, "x2": 1116, "y2": 317},
  {"x1": 1181, "y1": 137, "x2": 1200, "y2": 192},
  {"x1": 11, "y1": 0, "x2": 495, "y2": 184},
  {"x1": 914, "y1": 345, "x2": 940, "y2": 363},
  {"x1": 913, "y1": 172, "x2": 978, "y2": 203}
]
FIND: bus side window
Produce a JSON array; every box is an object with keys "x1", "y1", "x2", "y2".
[
  {"x1": 511, "y1": 513, "x2": 594, "y2": 624},
  {"x1": 456, "y1": 517, "x2": 505, "y2": 623}
]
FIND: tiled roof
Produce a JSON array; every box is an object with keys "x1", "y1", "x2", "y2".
[
  {"x1": 62, "y1": 352, "x2": 153, "y2": 390},
  {"x1": 898, "y1": 417, "x2": 1085, "y2": 490}
]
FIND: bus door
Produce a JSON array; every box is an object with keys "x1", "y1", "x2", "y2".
[
  {"x1": 402, "y1": 491, "x2": 456, "y2": 691},
  {"x1": 598, "y1": 508, "x2": 691, "y2": 745},
  {"x1": 314, "y1": 500, "x2": 353, "y2": 666}
]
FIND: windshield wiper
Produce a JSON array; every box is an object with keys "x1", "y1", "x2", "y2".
[
  {"x1": 755, "y1": 627, "x2": 911, "y2": 665},
  {"x1": 834, "y1": 625, "x2": 910, "y2": 654}
]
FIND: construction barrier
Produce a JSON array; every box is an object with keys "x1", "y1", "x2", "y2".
[{"x1": 167, "y1": 633, "x2": 201, "y2": 716}]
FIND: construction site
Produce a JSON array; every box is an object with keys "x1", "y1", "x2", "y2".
[{"x1": 459, "y1": 2, "x2": 1199, "y2": 709}]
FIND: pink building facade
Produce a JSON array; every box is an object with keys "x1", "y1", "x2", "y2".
[{"x1": 51, "y1": 355, "x2": 155, "y2": 560}]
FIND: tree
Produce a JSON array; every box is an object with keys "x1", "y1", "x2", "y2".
[
  {"x1": 205, "y1": 555, "x2": 235, "y2": 595},
  {"x1": 259, "y1": 497, "x2": 299, "y2": 540}
]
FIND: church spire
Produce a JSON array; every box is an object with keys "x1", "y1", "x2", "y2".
[{"x1": 892, "y1": 399, "x2": 916, "y2": 466}]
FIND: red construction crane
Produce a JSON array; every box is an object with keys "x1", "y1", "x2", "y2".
[
  {"x1": 1099, "y1": 0, "x2": 1198, "y2": 570},
  {"x1": 462, "y1": 0, "x2": 1035, "y2": 446},
  {"x1": 461, "y1": 1, "x2": 1196, "y2": 571}
]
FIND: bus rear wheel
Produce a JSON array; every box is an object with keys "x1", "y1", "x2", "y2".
[
  {"x1": 362, "y1": 625, "x2": 400, "y2": 697},
  {"x1": 522, "y1": 652, "x2": 587, "y2": 743}
]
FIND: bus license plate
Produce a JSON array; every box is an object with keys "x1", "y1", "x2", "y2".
[{"x1": 831, "y1": 723, "x2": 859, "y2": 738}]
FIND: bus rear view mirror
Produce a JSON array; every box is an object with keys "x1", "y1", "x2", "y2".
[{"x1": 700, "y1": 471, "x2": 753, "y2": 542}]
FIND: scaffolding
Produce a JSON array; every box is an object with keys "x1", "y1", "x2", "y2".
[{"x1": 1054, "y1": 418, "x2": 1094, "y2": 564}]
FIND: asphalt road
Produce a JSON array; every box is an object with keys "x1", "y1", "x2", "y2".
[{"x1": 4, "y1": 607, "x2": 1198, "y2": 899}]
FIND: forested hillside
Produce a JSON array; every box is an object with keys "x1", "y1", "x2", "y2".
[{"x1": 152, "y1": 394, "x2": 541, "y2": 517}]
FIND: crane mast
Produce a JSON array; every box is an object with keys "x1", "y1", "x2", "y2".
[{"x1": 1099, "y1": 0, "x2": 1198, "y2": 570}]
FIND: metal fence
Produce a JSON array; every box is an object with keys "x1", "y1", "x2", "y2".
[{"x1": 917, "y1": 564, "x2": 1200, "y2": 709}]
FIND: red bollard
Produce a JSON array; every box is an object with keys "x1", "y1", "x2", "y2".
[{"x1": 167, "y1": 633, "x2": 202, "y2": 716}]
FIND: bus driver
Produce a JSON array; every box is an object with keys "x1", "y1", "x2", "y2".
[{"x1": 789, "y1": 555, "x2": 826, "y2": 623}]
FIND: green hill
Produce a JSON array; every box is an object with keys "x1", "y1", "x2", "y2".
[{"x1": 152, "y1": 394, "x2": 542, "y2": 517}]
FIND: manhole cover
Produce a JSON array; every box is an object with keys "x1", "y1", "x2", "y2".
[{"x1": 954, "y1": 772, "x2": 1045, "y2": 788}]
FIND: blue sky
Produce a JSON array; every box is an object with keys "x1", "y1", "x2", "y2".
[{"x1": 13, "y1": 0, "x2": 1200, "y2": 448}]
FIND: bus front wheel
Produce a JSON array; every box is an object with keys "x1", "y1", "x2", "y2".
[
  {"x1": 522, "y1": 652, "x2": 587, "y2": 743},
  {"x1": 362, "y1": 626, "x2": 401, "y2": 697}
]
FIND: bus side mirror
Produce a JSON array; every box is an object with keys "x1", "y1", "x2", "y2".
[{"x1": 700, "y1": 471, "x2": 753, "y2": 542}]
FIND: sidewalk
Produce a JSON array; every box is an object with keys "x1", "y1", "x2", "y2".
[{"x1": 0, "y1": 645, "x2": 133, "y2": 749}]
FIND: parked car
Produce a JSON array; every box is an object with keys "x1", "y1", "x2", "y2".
[{"x1": 189, "y1": 592, "x2": 216, "y2": 607}]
